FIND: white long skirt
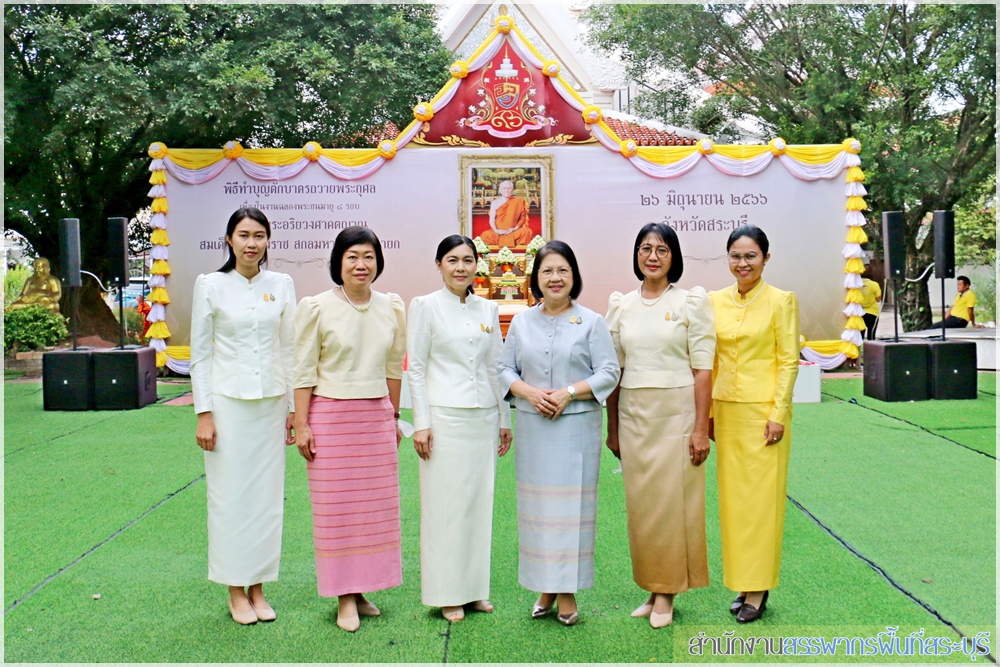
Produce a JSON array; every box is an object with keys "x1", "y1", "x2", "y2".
[
  {"x1": 419, "y1": 406, "x2": 499, "y2": 606},
  {"x1": 204, "y1": 393, "x2": 286, "y2": 586}
]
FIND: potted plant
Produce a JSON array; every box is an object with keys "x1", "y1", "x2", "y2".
[
  {"x1": 497, "y1": 246, "x2": 517, "y2": 273},
  {"x1": 475, "y1": 257, "x2": 490, "y2": 287}
]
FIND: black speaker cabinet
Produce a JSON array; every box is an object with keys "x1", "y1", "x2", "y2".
[
  {"x1": 882, "y1": 211, "x2": 906, "y2": 280},
  {"x1": 107, "y1": 217, "x2": 130, "y2": 288},
  {"x1": 91, "y1": 347, "x2": 158, "y2": 410},
  {"x1": 933, "y1": 210, "x2": 956, "y2": 279},
  {"x1": 43, "y1": 349, "x2": 93, "y2": 410},
  {"x1": 863, "y1": 340, "x2": 929, "y2": 402},
  {"x1": 59, "y1": 218, "x2": 82, "y2": 287},
  {"x1": 926, "y1": 339, "x2": 977, "y2": 400}
]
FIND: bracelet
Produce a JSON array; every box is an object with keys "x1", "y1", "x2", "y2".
[{"x1": 393, "y1": 412, "x2": 401, "y2": 420}]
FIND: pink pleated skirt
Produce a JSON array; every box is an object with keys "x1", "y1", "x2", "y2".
[{"x1": 306, "y1": 395, "x2": 402, "y2": 597}]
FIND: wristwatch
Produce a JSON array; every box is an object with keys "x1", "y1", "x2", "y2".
[{"x1": 566, "y1": 385, "x2": 576, "y2": 401}]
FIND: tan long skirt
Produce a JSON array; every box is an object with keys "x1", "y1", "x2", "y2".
[{"x1": 619, "y1": 386, "x2": 708, "y2": 593}]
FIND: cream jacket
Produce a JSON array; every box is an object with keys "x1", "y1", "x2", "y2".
[
  {"x1": 189, "y1": 270, "x2": 297, "y2": 414},
  {"x1": 406, "y1": 288, "x2": 511, "y2": 432}
]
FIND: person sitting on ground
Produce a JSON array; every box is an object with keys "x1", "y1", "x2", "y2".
[{"x1": 934, "y1": 276, "x2": 982, "y2": 329}]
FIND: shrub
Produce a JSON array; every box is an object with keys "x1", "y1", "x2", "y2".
[
  {"x1": 4, "y1": 266, "x2": 30, "y2": 308},
  {"x1": 4, "y1": 305, "x2": 69, "y2": 352}
]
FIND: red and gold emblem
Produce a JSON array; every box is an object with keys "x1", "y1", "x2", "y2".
[{"x1": 462, "y1": 47, "x2": 555, "y2": 139}]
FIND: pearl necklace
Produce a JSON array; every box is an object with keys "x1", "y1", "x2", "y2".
[
  {"x1": 638, "y1": 283, "x2": 671, "y2": 306},
  {"x1": 339, "y1": 286, "x2": 372, "y2": 312},
  {"x1": 731, "y1": 281, "x2": 766, "y2": 309}
]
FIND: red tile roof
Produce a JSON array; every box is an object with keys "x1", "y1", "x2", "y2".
[{"x1": 602, "y1": 117, "x2": 699, "y2": 147}]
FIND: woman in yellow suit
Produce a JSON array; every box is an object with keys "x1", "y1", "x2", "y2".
[{"x1": 708, "y1": 225, "x2": 799, "y2": 624}]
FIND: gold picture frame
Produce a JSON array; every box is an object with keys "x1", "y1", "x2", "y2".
[{"x1": 458, "y1": 154, "x2": 555, "y2": 243}]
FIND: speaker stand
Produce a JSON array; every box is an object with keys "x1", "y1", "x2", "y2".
[
  {"x1": 890, "y1": 278, "x2": 900, "y2": 342},
  {"x1": 939, "y1": 277, "x2": 947, "y2": 340},
  {"x1": 69, "y1": 285, "x2": 80, "y2": 351},
  {"x1": 117, "y1": 283, "x2": 126, "y2": 349}
]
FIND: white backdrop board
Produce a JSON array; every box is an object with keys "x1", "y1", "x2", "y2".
[{"x1": 165, "y1": 145, "x2": 846, "y2": 346}]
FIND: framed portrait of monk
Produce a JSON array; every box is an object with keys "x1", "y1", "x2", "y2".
[{"x1": 459, "y1": 155, "x2": 554, "y2": 249}]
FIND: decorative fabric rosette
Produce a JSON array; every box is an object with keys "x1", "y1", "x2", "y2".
[
  {"x1": 620, "y1": 140, "x2": 638, "y2": 158},
  {"x1": 449, "y1": 60, "x2": 469, "y2": 79},
  {"x1": 581, "y1": 105, "x2": 603, "y2": 125},
  {"x1": 222, "y1": 141, "x2": 243, "y2": 160},
  {"x1": 540, "y1": 60, "x2": 561, "y2": 77},
  {"x1": 377, "y1": 140, "x2": 397, "y2": 160},
  {"x1": 768, "y1": 138, "x2": 787, "y2": 156},
  {"x1": 302, "y1": 142, "x2": 322, "y2": 162},
  {"x1": 842, "y1": 138, "x2": 862, "y2": 154},
  {"x1": 697, "y1": 138, "x2": 715, "y2": 155},
  {"x1": 495, "y1": 15, "x2": 514, "y2": 33},
  {"x1": 148, "y1": 142, "x2": 168, "y2": 159},
  {"x1": 413, "y1": 102, "x2": 434, "y2": 122}
]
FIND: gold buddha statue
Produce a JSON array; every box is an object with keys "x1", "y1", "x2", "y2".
[{"x1": 7, "y1": 257, "x2": 63, "y2": 314}]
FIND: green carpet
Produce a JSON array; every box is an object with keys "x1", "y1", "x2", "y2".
[{"x1": 3, "y1": 378, "x2": 995, "y2": 662}]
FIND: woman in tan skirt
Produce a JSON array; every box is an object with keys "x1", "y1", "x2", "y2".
[{"x1": 606, "y1": 223, "x2": 716, "y2": 628}]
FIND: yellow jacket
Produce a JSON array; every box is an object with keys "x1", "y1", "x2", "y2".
[{"x1": 709, "y1": 281, "x2": 800, "y2": 425}]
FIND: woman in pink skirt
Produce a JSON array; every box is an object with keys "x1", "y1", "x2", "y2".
[{"x1": 292, "y1": 226, "x2": 406, "y2": 633}]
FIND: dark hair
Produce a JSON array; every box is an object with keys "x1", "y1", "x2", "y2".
[
  {"x1": 328, "y1": 226, "x2": 384, "y2": 285},
  {"x1": 219, "y1": 207, "x2": 270, "y2": 273},
  {"x1": 957, "y1": 275, "x2": 971, "y2": 286},
  {"x1": 726, "y1": 224, "x2": 769, "y2": 255},
  {"x1": 633, "y1": 222, "x2": 684, "y2": 283},
  {"x1": 529, "y1": 240, "x2": 583, "y2": 300},
  {"x1": 435, "y1": 235, "x2": 478, "y2": 295}
]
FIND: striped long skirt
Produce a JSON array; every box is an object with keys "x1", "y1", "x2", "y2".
[
  {"x1": 306, "y1": 395, "x2": 402, "y2": 597},
  {"x1": 514, "y1": 409, "x2": 602, "y2": 593}
]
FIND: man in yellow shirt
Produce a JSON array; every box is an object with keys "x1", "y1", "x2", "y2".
[
  {"x1": 935, "y1": 275, "x2": 979, "y2": 328},
  {"x1": 859, "y1": 275, "x2": 882, "y2": 340}
]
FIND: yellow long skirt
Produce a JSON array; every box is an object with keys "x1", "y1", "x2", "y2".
[{"x1": 714, "y1": 400, "x2": 791, "y2": 592}]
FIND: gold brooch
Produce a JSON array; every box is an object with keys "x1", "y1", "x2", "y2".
[
  {"x1": 480, "y1": 323, "x2": 495, "y2": 333},
  {"x1": 664, "y1": 312, "x2": 679, "y2": 321},
  {"x1": 263, "y1": 293, "x2": 276, "y2": 302},
  {"x1": 568, "y1": 315, "x2": 582, "y2": 324}
]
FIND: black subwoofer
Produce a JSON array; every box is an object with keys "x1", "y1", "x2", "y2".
[
  {"x1": 43, "y1": 349, "x2": 93, "y2": 411},
  {"x1": 863, "y1": 340, "x2": 929, "y2": 402},
  {"x1": 91, "y1": 347, "x2": 158, "y2": 410},
  {"x1": 926, "y1": 339, "x2": 977, "y2": 400}
]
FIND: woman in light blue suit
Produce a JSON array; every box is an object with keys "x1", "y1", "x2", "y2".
[{"x1": 498, "y1": 240, "x2": 620, "y2": 626}]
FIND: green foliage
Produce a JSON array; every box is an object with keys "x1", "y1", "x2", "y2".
[
  {"x1": 973, "y1": 262, "x2": 997, "y2": 324},
  {"x1": 112, "y1": 306, "x2": 146, "y2": 345},
  {"x1": 3, "y1": 305, "x2": 68, "y2": 352},
  {"x1": 4, "y1": 4, "x2": 452, "y2": 277},
  {"x1": 4, "y1": 266, "x2": 30, "y2": 308},
  {"x1": 585, "y1": 4, "x2": 996, "y2": 331},
  {"x1": 955, "y1": 174, "x2": 996, "y2": 267}
]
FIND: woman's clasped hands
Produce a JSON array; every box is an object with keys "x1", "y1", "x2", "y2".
[{"x1": 522, "y1": 385, "x2": 573, "y2": 420}]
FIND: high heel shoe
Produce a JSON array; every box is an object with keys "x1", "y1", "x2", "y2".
[
  {"x1": 531, "y1": 596, "x2": 554, "y2": 619},
  {"x1": 442, "y1": 606, "x2": 465, "y2": 622},
  {"x1": 337, "y1": 611, "x2": 360, "y2": 632},
  {"x1": 469, "y1": 600, "x2": 494, "y2": 613},
  {"x1": 356, "y1": 598, "x2": 381, "y2": 617},
  {"x1": 736, "y1": 591, "x2": 768, "y2": 624},
  {"x1": 250, "y1": 599, "x2": 276, "y2": 622},
  {"x1": 557, "y1": 611, "x2": 579, "y2": 626},
  {"x1": 729, "y1": 595, "x2": 746, "y2": 615},
  {"x1": 649, "y1": 594, "x2": 673, "y2": 628},
  {"x1": 631, "y1": 598, "x2": 654, "y2": 618},
  {"x1": 228, "y1": 597, "x2": 258, "y2": 625}
]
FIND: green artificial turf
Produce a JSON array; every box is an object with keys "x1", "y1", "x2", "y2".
[
  {"x1": 3, "y1": 378, "x2": 995, "y2": 662},
  {"x1": 819, "y1": 377, "x2": 997, "y2": 456}
]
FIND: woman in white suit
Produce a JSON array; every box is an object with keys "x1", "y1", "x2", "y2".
[
  {"x1": 407, "y1": 235, "x2": 512, "y2": 622},
  {"x1": 190, "y1": 207, "x2": 296, "y2": 625}
]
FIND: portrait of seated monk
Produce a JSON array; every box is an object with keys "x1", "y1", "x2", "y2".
[
  {"x1": 8, "y1": 257, "x2": 62, "y2": 314},
  {"x1": 480, "y1": 180, "x2": 534, "y2": 248}
]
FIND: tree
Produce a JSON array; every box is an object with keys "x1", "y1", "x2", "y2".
[
  {"x1": 5, "y1": 4, "x2": 452, "y2": 337},
  {"x1": 586, "y1": 4, "x2": 996, "y2": 330}
]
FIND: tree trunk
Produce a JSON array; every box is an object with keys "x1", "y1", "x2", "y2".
[
  {"x1": 897, "y1": 252, "x2": 933, "y2": 331},
  {"x1": 60, "y1": 280, "x2": 123, "y2": 343}
]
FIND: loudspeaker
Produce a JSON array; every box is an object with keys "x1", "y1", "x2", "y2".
[
  {"x1": 881, "y1": 211, "x2": 906, "y2": 280},
  {"x1": 91, "y1": 347, "x2": 158, "y2": 410},
  {"x1": 863, "y1": 340, "x2": 929, "y2": 402},
  {"x1": 926, "y1": 339, "x2": 977, "y2": 400},
  {"x1": 108, "y1": 217, "x2": 130, "y2": 287},
  {"x1": 42, "y1": 349, "x2": 93, "y2": 410},
  {"x1": 933, "y1": 210, "x2": 955, "y2": 279},
  {"x1": 59, "y1": 218, "x2": 82, "y2": 287}
]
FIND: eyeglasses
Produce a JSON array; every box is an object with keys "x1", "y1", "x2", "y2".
[
  {"x1": 638, "y1": 245, "x2": 670, "y2": 258},
  {"x1": 539, "y1": 267, "x2": 571, "y2": 278},
  {"x1": 728, "y1": 252, "x2": 761, "y2": 264}
]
